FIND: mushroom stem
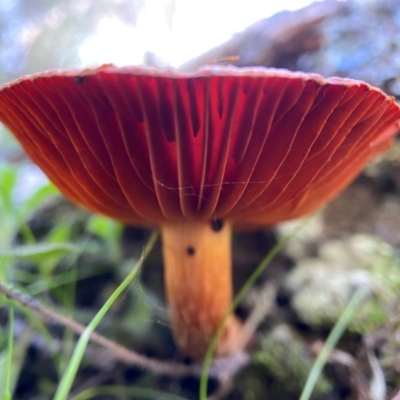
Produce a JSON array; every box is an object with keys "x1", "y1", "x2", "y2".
[{"x1": 161, "y1": 220, "x2": 241, "y2": 359}]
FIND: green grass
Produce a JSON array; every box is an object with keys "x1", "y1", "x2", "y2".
[
  {"x1": 4, "y1": 306, "x2": 14, "y2": 400},
  {"x1": 53, "y1": 230, "x2": 159, "y2": 400},
  {"x1": 299, "y1": 287, "x2": 369, "y2": 400}
]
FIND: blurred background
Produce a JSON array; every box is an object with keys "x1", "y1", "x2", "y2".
[{"x1": 2, "y1": 0, "x2": 400, "y2": 399}]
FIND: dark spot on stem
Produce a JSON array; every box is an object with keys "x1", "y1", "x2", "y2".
[
  {"x1": 186, "y1": 246, "x2": 195, "y2": 256},
  {"x1": 211, "y1": 219, "x2": 224, "y2": 232}
]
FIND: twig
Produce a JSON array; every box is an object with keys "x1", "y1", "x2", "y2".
[
  {"x1": 237, "y1": 283, "x2": 276, "y2": 351},
  {"x1": 0, "y1": 281, "x2": 248, "y2": 378}
]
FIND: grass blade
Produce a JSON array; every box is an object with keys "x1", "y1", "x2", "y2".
[
  {"x1": 299, "y1": 286, "x2": 369, "y2": 400},
  {"x1": 53, "y1": 230, "x2": 159, "y2": 400},
  {"x1": 3, "y1": 306, "x2": 14, "y2": 400}
]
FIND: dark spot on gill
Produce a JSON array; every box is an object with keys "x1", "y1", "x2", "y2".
[
  {"x1": 211, "y1": 219, "x2": 224, "y2": 232},
  {"x1": 186, "y1": 79, "x2": 200, "y2": 137},
  {"x1": 157, "y1": 77, "x2": 175, "y2": 143},
  {"x1": 74, "y1": 76, "x2": 85, "y2": 85},
  {"x1": 218, "y1": 78, "x2": 224, "y2": 118},
  {"x1": 186, "y1": 246, "x2": 195, "y2": 256}
]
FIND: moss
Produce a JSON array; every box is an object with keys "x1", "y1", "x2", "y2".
[
  {"x1": 249, "y1": 324, "x2": 332, "y2": 397},
  {"x1": 284, "y1": 234, "x2": 400, "y2": 333}
]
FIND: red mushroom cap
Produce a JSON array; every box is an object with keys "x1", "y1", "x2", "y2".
[{"x1": 1, "y1": 65, "x2": 399, "y2": 226}]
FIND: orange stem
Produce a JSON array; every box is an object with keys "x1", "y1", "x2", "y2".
[{"x1": 161, "y1": 220, "x2": 241, "y2": 359}]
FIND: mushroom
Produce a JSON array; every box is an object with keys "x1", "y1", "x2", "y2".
[{"x1": 0, "y1": 65, "x2": 399, "y2": 359}]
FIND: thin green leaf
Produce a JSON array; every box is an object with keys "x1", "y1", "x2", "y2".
[
  {"x1": 1, "y1": 295, "x2": 63, "y2": 368},
  {"x1": 19, "y1": 183, "x2": 58, "y2": 218},
  {"x1": 0, "y1": 321, "x2": 32, "y2": 400},
  {"x1": 0, "y1": 165, "x2": 36, "y2": 245},
  {"x1": 3, "y1": 307, "x2": 14, "y2": 400},
  {"x1": 53, "y1": 230, "x2": 159, "y2": 400},
  {"x1": 86, "y1": 215, "x2": 122, "y2": 243},
  {"x1": 0, "y1": 166, "x2": 17, "y2": 212},
  {"x1": 299, "y1": 287, "x2": 369, "y2": 400},
  {"x1": 0, "y1": 243, "x2": 78, "y2": 263}
]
